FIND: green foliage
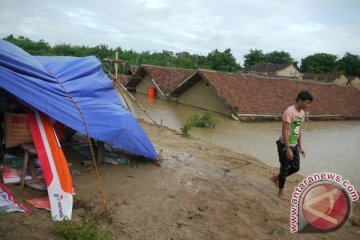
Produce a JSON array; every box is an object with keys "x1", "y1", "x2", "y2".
[
  {"x1": 4, "y1": 35, "x2": 359, "y2": 77},
  {"x1": 2, "y1": 35, "x2": 241, "y2": 72},
  {"x1": 205, "y1": 48, "x2": 241, "y2": 72},
  {"x1": 243, "y1": 49, "x2": 266, "y2": 70},
  {"x1": 243, "y1": 49, "x2": 295, "y2": 70},
  {"x1": 180, "y1": 123, "x2": 192, "y2": 138},
  {"x1": 3, "y1": 34, "x2": 51, "y2": 55},
  {"x1": 264, "y1": 50, "x2": 294, "y2": 64},
  {"x1": 337, "y1": 52, "x2": 360, "y2": 76},
  {"x1": 300, "y1": 53, "x2": 338, "y2": 73},
  {"x1": 53, "y1": 219, "x2": 111, "y2": 240},
  {"x1": 193, "y1": 110, "x2": 217, "y2": 128},
  {"x1": 181, "y1": 110, "x2": 217, "y2": 137}
]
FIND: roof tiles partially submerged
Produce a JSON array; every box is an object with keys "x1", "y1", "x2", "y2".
[
  {"x1": 140, "y1": 65, "x2": 196, "y2": 94},
  {"x1": 179, "y1": 70, "x2": 360, "y2": 119},
  {"x1": 249, "y1": 63, "x2": 292, "y2": 74}
]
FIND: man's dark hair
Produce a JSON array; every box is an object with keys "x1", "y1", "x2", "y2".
[{"x1": 296, "y1": 90, "x2": 313, "y2": 102}]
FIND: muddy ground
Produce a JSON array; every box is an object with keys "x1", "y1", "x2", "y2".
[{"x1": 0, "y1": 121, "x2": 359, "y2": 239}]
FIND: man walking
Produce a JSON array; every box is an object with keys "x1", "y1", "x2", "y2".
[{"x1": 271, "y1": 90, "x2": 313, "y2": 199}]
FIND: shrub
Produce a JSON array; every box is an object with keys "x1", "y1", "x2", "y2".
[
  {"x1": 195, "y1": 110, "x2": 217, "y2": 128},
  {"x1": 181, "y1": 110, "x2": 217, "y2": 137}
]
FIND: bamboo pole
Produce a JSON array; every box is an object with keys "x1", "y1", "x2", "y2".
[
  {"x1": 117, "y1": 79, "x2": 132, "y2": 113},
  {"x1": 114, "y1": 52, "x2": 119, "y2": 79},
  {"x1": 105, "y1": 69, "x2": 161, "y2": 129}
]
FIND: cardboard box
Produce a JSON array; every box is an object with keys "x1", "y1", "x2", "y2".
[{"x1": 4, "y1": 111, "x2": 33, "y2": 148}]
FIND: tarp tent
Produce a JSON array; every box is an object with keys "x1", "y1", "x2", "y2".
[{"x1": 0, "y1": 39, "x2": 157, "y2": 160}]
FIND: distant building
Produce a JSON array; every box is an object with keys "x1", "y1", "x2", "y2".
[
  {"x1": 302, "y1": 73, "x2": 347, "y2": 83},
  {"x1": 248, "y1": 63, "x2": 302, "y2": 79},
  {"x1": 125, "y1": 65, "x2": 139, "y2": 76},
  {"x1": 347, "y1": 76, "x2": 360, "y2": 90}
]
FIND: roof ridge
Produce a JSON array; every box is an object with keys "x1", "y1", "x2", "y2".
[
  {"x1": 203, "y1": 72, "x2": 353, "y2": 88},
  {"x1": 198, "y1": 68, "x2": 241, "y2": 76},
  {"x1": 141, "y1": 64, "x2": 196, "y2": 72}
]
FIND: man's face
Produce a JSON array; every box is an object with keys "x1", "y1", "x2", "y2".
[{"x1": 298, "y1": 99, "x2": 312, "y2": 110}]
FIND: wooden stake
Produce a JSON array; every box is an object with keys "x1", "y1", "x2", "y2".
[{"x1": 115, "y1": 52, "x2": 119, "y2": 79}]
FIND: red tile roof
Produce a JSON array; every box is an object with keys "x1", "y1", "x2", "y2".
[
  {"x1": 140, "y1": 65, "x2": 196, "y2": 94},
  {"x1": 198, "y1": 70, "x2": 360, "y2": 118},
  {"x1": 249, "y1": 63, "x2": 292, "y2": 73},
  {"x1": 116, "y1": 75, "x2": 131, "y2": 86}
]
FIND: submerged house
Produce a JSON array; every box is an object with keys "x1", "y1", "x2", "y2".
[
  {"x1": 116, "y1": 74, "x2": 132, "y2": 87},
  {"x1": 302, "y1": 73, "x2": 347, "y2": 84},
  {"x1": 125, "y1": 65, "x2": 139, "y2": 76},
  {"x1": 125, "y1": 65, "x2": 196, "y2": 98},
  {"x1": 170, "y1": 69, "x2": 360, "y2": 120},
  {"x1": 248, "y1": 63, "x2": 302, "y2": 79},
  {"x1": 347, "y1": 76, "x2": 360, "y2": 90}
]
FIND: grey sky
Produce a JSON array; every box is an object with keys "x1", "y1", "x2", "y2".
[{"x1": 1, "y1": 0, "x2": 359, "y2": 65}]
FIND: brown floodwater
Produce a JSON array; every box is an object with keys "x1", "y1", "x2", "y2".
[{"x1": 123, "y1": 92, "x2": 360, "y2": 188}]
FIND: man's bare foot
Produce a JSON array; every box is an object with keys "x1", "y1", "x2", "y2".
[
  {"x1": 277, "y1": 189, "x2": 288, "y2": 200},
  {"x1": 270, "y1": 175, "x2": 279, "y2": 188}
]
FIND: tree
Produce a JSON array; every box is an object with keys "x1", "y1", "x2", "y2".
[
  {"x1": 205, "y1": 48, "x2": 241, "y2": 72},
  {"x1": 3, "y1": 35, "x2": 51, "y2": 55},
  {"x1": 51, "y1": 43, "x2": 78, "y2": 56},
  {"x1": 300, "y1": 53, "x2": 338, "y2": 73},
  {"x1": 175, "y1": 51, "x2": 197, "y2": 69},
  {"x1": 243, "y1": 49, "x2": 266, "y2": 70},
  {"x1": 265, "y1": 51, "x2": 294, "y2": 64},
  {"x1": 337, "y1": 52, "x2": 360, "y2": 76}
]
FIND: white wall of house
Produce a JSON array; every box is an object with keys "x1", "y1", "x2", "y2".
[
  {"x1": 334, "y1": 76, "x2": 349, "y2": 86},
  {"x1": 136, "y1": 75, "x2": 165, "y2": 98},
  {"x1": 277, "y1": 65, "x2": 302, "y2": 78},
  {"x1": 350, "y1": 78, "x2": 360, "y2": 90},
  {"x1": 178, "y1": 79, "x2": 233, "y2": 115}
]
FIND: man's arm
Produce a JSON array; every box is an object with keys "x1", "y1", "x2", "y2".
[
  {"x1": 282, "y1": 121, "x2": 293, "y2": 160},
  {"x1": 298, "y1": 128, "x2": 306, "y2": 157}
]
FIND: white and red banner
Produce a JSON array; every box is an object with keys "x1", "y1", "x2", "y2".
[{"x1": 27, "y1": 110, "x2": 73, "y2": 221}]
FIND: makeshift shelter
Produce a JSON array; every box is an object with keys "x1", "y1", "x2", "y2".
[{"x1": 0, "y1": 39, "x2": 157, "y2": 160}]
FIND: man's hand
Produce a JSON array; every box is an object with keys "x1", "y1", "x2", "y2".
[
  {"x1": 300, "y1": 147, "x2": 306, "y2": 158},
  {"x1": 286, "y1": 148, "x2": 293, "y2": 160}
]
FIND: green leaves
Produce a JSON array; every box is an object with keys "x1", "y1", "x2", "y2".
[
  {"x1": 2, "y1": 35, "x2": 242, "y2": 73},
  {"x1": 300, "y1": 53, "x2": 338, "y2": 73},
  {"x1": 181, "y1": 110, "x2": 217, "y2": 137},
  {"x1": 337, "y1": 52, "x2": 360, "y2": 76},
  {"x1": 243, "y1": 49, "x2": 294, "y2": 70},
  {"x1": 4, "y1": 35, "x2": 359, "y2": 77}
]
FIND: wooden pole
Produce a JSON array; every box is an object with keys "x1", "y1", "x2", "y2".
[
  {"x1": 104, "y1": 69, "x2": 160, "y2": 129},
  {"x1": 114, "y1": 52, "x2": 119, "y2": 79},
  {"x1": 117, "y1": 82, "x2": 132, "y2": 113},
  {"x1": 96, "y1": 140, "x2": 105, "y2": 165}
]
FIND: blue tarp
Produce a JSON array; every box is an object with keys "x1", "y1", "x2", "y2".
[{"x1": 0, "y1": 39, "x2": 157, "y2": 160}]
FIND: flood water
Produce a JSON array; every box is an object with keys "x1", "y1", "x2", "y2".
[{"x1": 124, "y1": 92, "x2": 360, "y2": 188}]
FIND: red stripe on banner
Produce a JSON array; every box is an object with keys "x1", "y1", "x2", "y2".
[
  {"x1": 27, "y1": 111, "x2": 53, "y2": 187},
  {"x1": 39, "y1": 114, "x2": 72, "y2": 193}
]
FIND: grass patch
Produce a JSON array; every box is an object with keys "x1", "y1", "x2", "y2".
[
  {"x1": 53, "y1": 218, "x2": 112, "y2": 240},
  {"x1": 181, "y1": 110, "x2": 217, "y2": 137}
]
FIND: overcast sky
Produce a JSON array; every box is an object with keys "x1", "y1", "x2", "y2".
[{"x1": 1, "y1": 0, "x2": 359, "y2": 65}]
